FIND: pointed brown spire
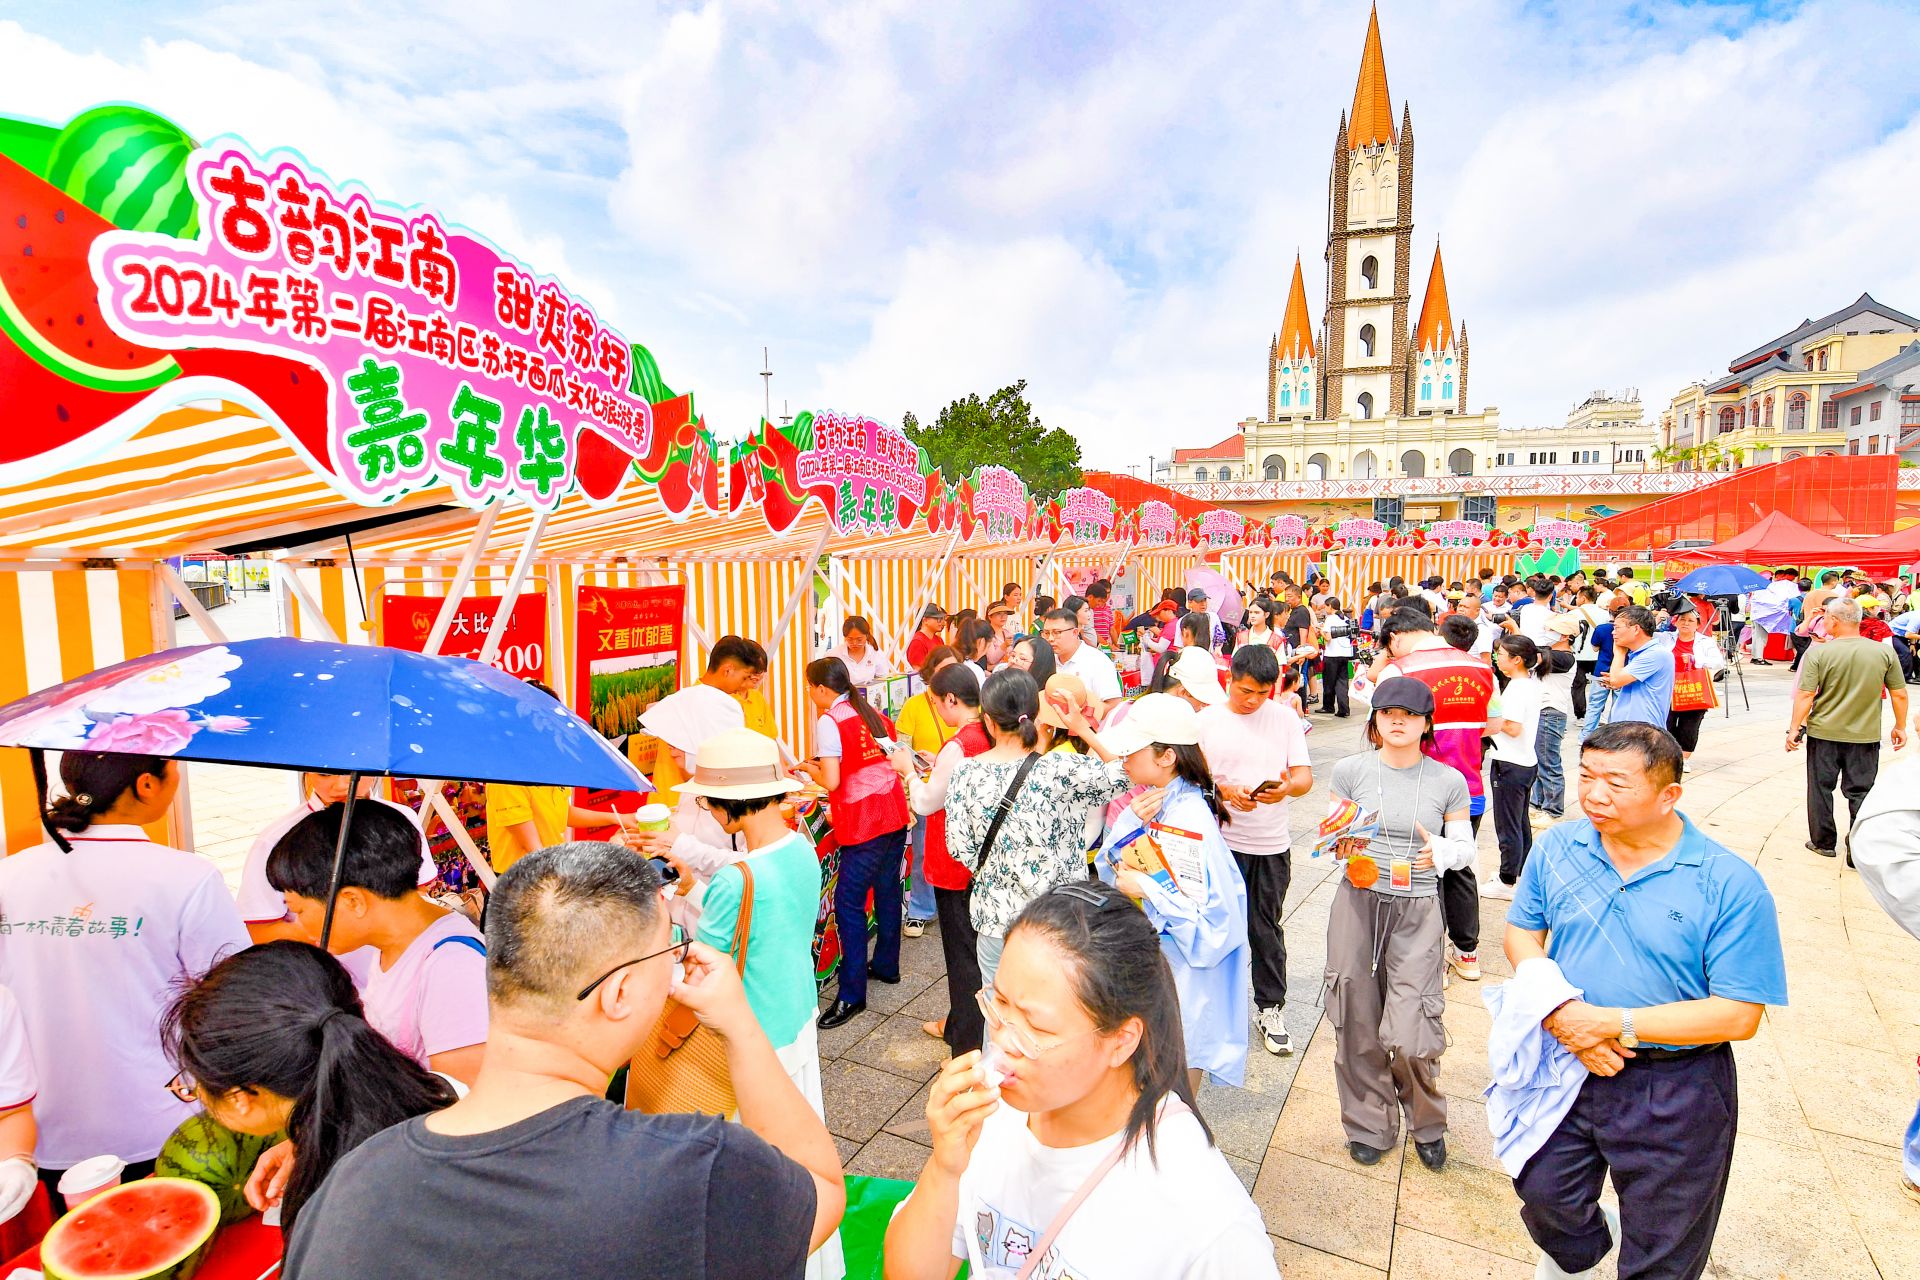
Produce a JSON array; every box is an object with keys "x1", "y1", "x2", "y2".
[
  {"x1": 1348, "y1": 4, "x2": 1395, "y2": 150},
  {"x1": 1278, "y1": 255, "x2": 1316, "y2": 360},
  {"x1": 1414, "y1": 243, "x2": 1453, "y2": 351}
]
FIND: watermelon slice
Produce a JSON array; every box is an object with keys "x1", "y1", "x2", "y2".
[
  {"x1": 40, "y1": 1177, "x2": 220, "y2": 1280},
  {"x1": 0, "y1": 152, "x2": 178, "y2": 392}
]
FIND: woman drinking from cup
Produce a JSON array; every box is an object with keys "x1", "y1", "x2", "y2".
[{"x1": 1323, "y1": 678, "x2": 1474, "y2": 1172}]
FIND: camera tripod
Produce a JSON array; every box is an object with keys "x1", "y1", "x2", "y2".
[{"x1": 1706, "y1": 596, "x2": 1751, "y2": 717}]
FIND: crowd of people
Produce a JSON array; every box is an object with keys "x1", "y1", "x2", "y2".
[{"x1": 2, "y1": 554, "x2": 1914, "y2": 1278}]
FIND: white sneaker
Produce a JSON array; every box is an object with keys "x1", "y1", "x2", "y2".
[
  {"x1": 1257, "y1": 1006, "x2": 1294, "y2": 1055},
  {"x1": 1482, "y1": 878, "x2": 1517, "y2": 901},
  {"x1": 903, "y1": 918, "x2": 929, "y2": 938},
  {"x1": 1534, "y1": 1201, "x2": 1620, "y2": 1279},
  {"x1": 1448, "y1": 947, "x2": 1482, "y2": 981}
]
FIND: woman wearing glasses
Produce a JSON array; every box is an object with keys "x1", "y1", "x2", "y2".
[
  {"x1": 884, "y1": 883, "x2": 1278, "y2": 1279},
  {"x1": 163, "y1": 941, "x2": 457, "y2": 1233}
]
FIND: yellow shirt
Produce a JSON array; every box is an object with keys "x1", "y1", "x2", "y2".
[
  {"x1": 486, "y1": 782, "x2": 569, "y2": 871},
  {"x1": 651, "y1": 749, "x2": 689, "y2": 811},
  {"x1": 737, "y1": 686, "x2": 777, "y2": 740},
  {"x1": 894, "y1": 691, "x2": 954, "y2": 757}
]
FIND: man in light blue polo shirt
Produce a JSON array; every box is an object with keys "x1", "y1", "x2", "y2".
[
  {"x1": 1504, "y1": 721, "x2": 1786, "y2": 1280},
  {"x1": 1596, "y1": 605, "x2": 1674, "y2": 730}
]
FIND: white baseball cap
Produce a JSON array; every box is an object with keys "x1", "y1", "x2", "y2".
[
  {"x1": 1103, "y1": 693, "x2": 1203, "y2": 758},
  {"x1": 1166, "y1": 646, "x2": 1227, "y2": 706}
]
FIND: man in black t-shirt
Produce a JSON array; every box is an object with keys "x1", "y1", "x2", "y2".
[
  {"x1": 285, "y1": 843, "x2": 843, "y2": 1280},
  {"x1": 1281, "y1": 583, "x2": 1314, "y2": 648}
]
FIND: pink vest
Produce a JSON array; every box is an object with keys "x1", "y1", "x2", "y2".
[{"x1": 826, "y1": 700, "x2": 910, "y2": 846}]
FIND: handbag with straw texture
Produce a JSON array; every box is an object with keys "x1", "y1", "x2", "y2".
[{"x1": 625, "y1": 863, "x2": 754, "y2": 1117}]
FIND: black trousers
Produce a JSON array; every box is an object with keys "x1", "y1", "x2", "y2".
[
  {"x1": 1515, "y1": 1045, "x2": 1737, "y2": 1280},
  {"x1": 1232, "y1": 849, "x2": 1292, "y2": 1008},
  {"x1": 1805, "y1": 735, "x2": 1880, "y2": 852},
  {"x1": 1491, "y1": 759, "x2": 1537, "y2": 883},
  {"x1": 1789, "y1": 633, "x2": 1812, "y2": 670},
  {"x1": 1572, "y1": 658, "x2": 1597, "y2": 721},
  {"x1": 1893, "y1": 635, "x2": 1916, "y2": 682},
  {"x1": 1320, "y1": 659, "x2": 1351, "y2": 715},
  {"x1": 934, "y1": 886, "x2": 983, "y2": 1056}
]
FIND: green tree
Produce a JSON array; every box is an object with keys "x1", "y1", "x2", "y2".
[{"x1": 902, "y1": 380, "x2": 1083, "y2": 498}]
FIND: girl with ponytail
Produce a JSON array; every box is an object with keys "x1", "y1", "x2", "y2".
[
  {"x1": 2, "y1": 751, "x2": 250, "y2": 1208},
  {"x1": 884, "y1": 881, "x2": 1278, "y2": 1280},
  {"x1": 944, "y1": 670, "x2": 1134, "y2": 994},
  {"x1": 164, "y1": 941, "x2": 457, "y2": 1233},
  {"x1": 1490, "y1": 633, "x2": 1548, "y2": 890},
  {"x1": 799, "y1": 657, "x2": 913, "y2": 1029}
]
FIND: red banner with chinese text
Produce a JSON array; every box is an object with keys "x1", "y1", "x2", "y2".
[{"x1": 380, "y1": 592, "x2": 548, "y2": 681}]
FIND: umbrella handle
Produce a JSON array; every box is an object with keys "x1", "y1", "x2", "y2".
[{"x1": 317, "y1": 773, "x2": 361, "y2": 951}]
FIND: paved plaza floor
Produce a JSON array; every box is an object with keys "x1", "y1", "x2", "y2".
[{"x1": 178, "y1": 597, "x2": 1920, "y2": 1275}]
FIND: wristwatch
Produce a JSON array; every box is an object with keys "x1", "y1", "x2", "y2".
[{"x1": 1618, "y1": 1008, "x2": 1639, "y2": 1050}]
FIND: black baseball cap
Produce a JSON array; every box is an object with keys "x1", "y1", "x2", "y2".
[
  {"x1": 920, "y1": 604, "x2": 947, "y2": 622},
  {"x1": 1372, "y1": 676, "x2": 1435, "y2": 717}
]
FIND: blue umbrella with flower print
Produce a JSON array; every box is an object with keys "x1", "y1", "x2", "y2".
[{"x1": 0, "y1": 637, "x2": 647, "y2": 943}]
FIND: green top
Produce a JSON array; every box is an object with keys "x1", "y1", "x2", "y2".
[
  {"x1": 1798, "y1": 637, "x2": 1904, "y2": 743},
  {"x1": 695, "y1": 831, "x2": 824, "y2": 1049}
]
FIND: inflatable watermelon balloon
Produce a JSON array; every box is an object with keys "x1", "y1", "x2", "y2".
[
  {"x1": 40, "y1": 1177, "x2": 220, "y2": 1280},
  {"x1": 155, "y1": 1112, "x2": 281, "y2": 1226},
  {"x1": 44, "y1": 105, "x2": 198, "y2": 237}
]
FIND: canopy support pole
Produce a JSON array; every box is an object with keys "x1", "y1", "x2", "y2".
[
  {"x1": 476, "y1": 509, "x2": 550, "y2": 669},
  {"x1": 834, "y1": 558, "x2": 910, "y2": 674},
  {"x1": 888, "y1": 527, "x2": 962, "y2": 660},
  {"x1": 423, "y1": 503, "x2": 502, "y2": 656},
  {"x1": 766, "y1": 523, "x2": 833, "y2": 657},
  {"x1": 274, "y1": 563, "x2": 338, "y2": 642},
  {"x1": 157, "y1": 562, "x2": 231, "y2": 645}
]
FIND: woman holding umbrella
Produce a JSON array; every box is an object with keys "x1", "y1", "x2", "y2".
[{"x1": 4, "y1": 751, "x2": 251, "y2": 1210}]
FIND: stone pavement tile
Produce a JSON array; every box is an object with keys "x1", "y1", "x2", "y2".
[
  {"x1": 1252, "y1": 1148, "x2": 1396, "y2": 1271},
  {"x1": 1813, "y1": 1130, "x2": 1920, "y2": 1280},
  {"x1": 1389, "y1": 1224, "x2": 1536, "y2": 1279},
  {"x1": 833, "y1": 1135, "x2": 859, "y2": 1166},
  {"x1": 1393, "y1": 1153, "x2": 1537, "y2": 1265},
  {"x1": 1296, "y1": 1013, "x2": 1339, "y2": 1083},
  {"x1": 1201, "y1": 1043, "x2": 1304, "y2": 1163},
  {"x1": 821, "y1": 1059, "x2": 921, "y2": 1144},
  {"x1": 1223, "y1": 1152, "x2": 1257, "y2": 1192},
  {"x1": 1730, "y1": 1033, "x2": 1818, "y2": 1151},
  {"x1": 1869, "y1": 984, "x2": 1920, "y2": 1058},
  {"x1": 861, "y1": 969, "x2": 940, "y2": 1016},
  {"x1": 1845, "y1": 902, "x2": 1916, "y2": 939},
  {"x1": 1846, "y1": 924, "x2": 1920, "y2": 968},
  {"x1": 1267, "y1": 1081, "x2": 1401, "y2": 1183},
  {"x1": 844, "y1": 1013, "x2": 952, "y2": 1082},
  {"x1": 1767, "y1": 999, "x2": 1891, "y2": 1053},
  {"x1": 845, "y1": 1131, "x2": 933, "y2": 1182},
  {"x1": 881, "y1": 1078, "x2": 934, "y2": 1143},
  {"x1": 900, "y1": 978, "x2": 949, "y2": 1024},
  {"x1": 1270, "y1": 1235, "x2": 1383, "y2": 1279},
  {"x1": 1777, "y1": 1032, "x2": 1913, "y2": 1149},
  {"x1": 813, "y1": 1004, "x2": 886, "y2": 1060},
  {"x1": 1435, "y1": 1094, "x2": 1505, "y2": 1177},
  {"x1": 1710, "y1": 1132, "x2": 1878, "y2": 1279}
]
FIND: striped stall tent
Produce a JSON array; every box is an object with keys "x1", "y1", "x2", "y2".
[
  {"x1": 947, "y1": 551, "x2": 1038, "y2": 620},
  {"x1": 835, "y1": 552, "x2": 946, "y2": 674},
  {"x1": 1323, "y1": 549, "x2": 1522, "y2": 610},
  {"x1": 0, "y1": 566, "x2": 173, "y2": 854}
]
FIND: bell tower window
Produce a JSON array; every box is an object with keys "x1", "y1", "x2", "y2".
[
  {"x1": 1359, "y1": 324, "x2": 1376, "y2": 358},
  {"x1": 1357, "y1": 391, "x2": 1374, "y2": 419},
  {"x1": 1360, "y1": 255, "x2": 1378, "y2": 291}
]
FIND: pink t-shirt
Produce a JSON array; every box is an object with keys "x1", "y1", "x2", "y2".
[
  {"x1": 238, "y1": 795, "x2": 439, "y2": 924},
  {"x1": 1197, "y1": 701, "x2": 1312, "y2": 855},
  {"x1": 359, "y1": 912, "x2": 489, "y2": 1066}
]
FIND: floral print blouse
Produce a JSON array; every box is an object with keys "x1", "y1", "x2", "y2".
[{"x1": 944, "y1": 751, "x2": 1131, "y2": 937}]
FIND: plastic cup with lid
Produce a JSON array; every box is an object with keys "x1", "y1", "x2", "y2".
[
  {"x1": 632, "y1": 803, "x2": 673, "y2": 835},
  {"x1": 57, "y1": 1154, "x2": 127, "y2": 1206}
]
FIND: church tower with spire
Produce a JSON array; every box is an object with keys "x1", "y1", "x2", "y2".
[
  {"x1": 1268, "y1": 255, "x2": 1317, "y2": 422},
  {"x1": 1408, "y1": 242, "x2": 1468, "y2": 415},
  {"x1": 1322, "y1": 3, "x2": 1415, "y2": 422}
]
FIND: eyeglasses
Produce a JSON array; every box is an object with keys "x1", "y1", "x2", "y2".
[
  {"x1": 974, "y1": 985, "x2": 1090, "y2": 1061},
  {"x1": 164, "y1": 1070, "x2": 198, "y2": 1103},
  {"x1": 1040, "y1": 627, "x2": 1075, "y2": 640},
  {"x1": 575, "y1": 926, "x2": 691, "y2": 1001}
]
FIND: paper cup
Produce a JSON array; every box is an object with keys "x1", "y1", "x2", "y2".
[
  {"x1": 633, "y1": 803, "x2": 672, "y2": 834},
  {"x1": 57, "y1": 1154, "x2": 126, "y2": 1205}
]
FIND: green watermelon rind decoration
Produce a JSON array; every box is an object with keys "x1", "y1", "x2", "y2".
[
  {"x1": 44, "y1": 105, "x2": 199, "y2": 238},
  {"x1": 0, "y1": 275, "x2": 180, "y2": 392},
  {"x1": 41, "y1": 1177, "x2": 220, "y2": 1280}
]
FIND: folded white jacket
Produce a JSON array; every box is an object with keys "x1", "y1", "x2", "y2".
[{"x1": 1483, "y1": 956, "x2": 1588, "y2": 1176}]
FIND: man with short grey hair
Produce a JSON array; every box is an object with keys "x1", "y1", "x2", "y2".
[
  {"x1": 1788, "y1": 594, "x2": 1909, "y2": 860},
  {"x1": 285, "y1": 842, "x2": 845, "y2": 1279}
]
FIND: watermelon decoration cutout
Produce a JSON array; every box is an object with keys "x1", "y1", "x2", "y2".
[
  {"x1": 44, "y1": 105, "x2": 199, "y2": 237},
  {"x1": 155, "y1": 1112, "x2": 281, "y2": 1226},
  {"x1": 40, "y1": 1177, "x2": 220, "y2": 1280}
]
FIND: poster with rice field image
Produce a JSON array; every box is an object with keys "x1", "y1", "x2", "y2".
[{"x1": 574, "y1": 585, "x2": 686, "y2": 775}]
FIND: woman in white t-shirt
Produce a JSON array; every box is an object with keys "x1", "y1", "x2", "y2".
[
  {"x1": 1234, "y1": 597, "x2": 1282, "y2": 654},
  {"x1": 884, "y1": 881, "x2": 1278, "y2": 1280},
  {"x1": 0, "y1": 987, "x2": 39, "y2": 1228},
  {"x1": 2, "y1": 751, "x2": 250, "y2": 1206},
  {"x1": 1489, "y1": 635, "x2": 1546, "y2": 892}
]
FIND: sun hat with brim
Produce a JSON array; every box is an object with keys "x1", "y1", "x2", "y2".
[
  {"x1": 638, "y1": 684, "x2": 745, "y2": 754},
  {"x1": 1167, "y1": 646, "x2": 1227, "y2": 706},
  {"x1": 673, "y1": 727, "x2": 804, "y2": 800},
  {"x1": 1101, "y1": 693, "x2": 1202, "y2": 758},
  {"x1": 1544, "y1": 612, "x2": 1585, "y2": 637},
  {"x1": 1037, "y1": 673, "x2": 1092, "y2": 730},
  {"x1": 1371, "y1": 676, "x2": 1435, "y2": 718}
]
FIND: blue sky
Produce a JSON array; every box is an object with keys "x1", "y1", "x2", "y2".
[{"x1": 5, "y1": 0, "x2": 1919, "y2": 469}]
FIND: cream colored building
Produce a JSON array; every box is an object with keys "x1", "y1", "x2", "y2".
[
  {"x1": 1490, "y1": 393, "x2": 1653, "y2": 475},
  {"x1": 1656, "y1": 293, "x2": 1920, "y2": 470}
]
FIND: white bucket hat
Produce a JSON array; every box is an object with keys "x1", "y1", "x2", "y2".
[
  {"x1": 1102, "y1": 692, "x2": 1203, "y2": 758},
  {"x1": 1166, "y1": 646, "x2": 1227, "y2": 706},
  {"x1": 672, "y1": 728, "x2": 803, "y2": 800}
]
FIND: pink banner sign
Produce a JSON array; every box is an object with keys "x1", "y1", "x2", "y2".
[
  {"x1": 1269, "y1": 515, "x2": 1309, "y2": 548},
  {"x1": 1424, "y1": 519, "x2": 1491, "y2": 549},
  {"x1": 1055, "y1": 487, "x2": 1116, "y2": 543},
  {"x1": 794, "y1": 411, "x2": 927, "y2": 535},
  {"x1": 1532, "y1": 519, "x2": 1590, "y2": 548},
  {"x1": 89, "y1": 144, "x2": 653, "y2": 510},
  {"x1": 1196, "y1": 508, "x2": 1244, "y2": 550},
  {"x1": 1138, "y1": 501, "x2": 1179, "y2": 546},
  {"x1": 969, "y1": 465, "x2": 1028, "y2": 542},
  {"x1": 1333, "y1": 517, "x2": 1389, "y2": 549}
]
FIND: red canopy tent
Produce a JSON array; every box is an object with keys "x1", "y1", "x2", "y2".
[
  {"x1": 1851, "y1": 524, "x2": 1920, "y2": 570},
  {"x1": 1683, "y1": 511, "x2": 1914, "y2": 575}
]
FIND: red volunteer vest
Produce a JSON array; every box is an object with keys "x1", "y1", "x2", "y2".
[
  {"x1": 826, "y1": 699, "x2": 911, "y2": 846},
  {"x1": 923, "y1": 722, "x2": 992, "y2": 890}
]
